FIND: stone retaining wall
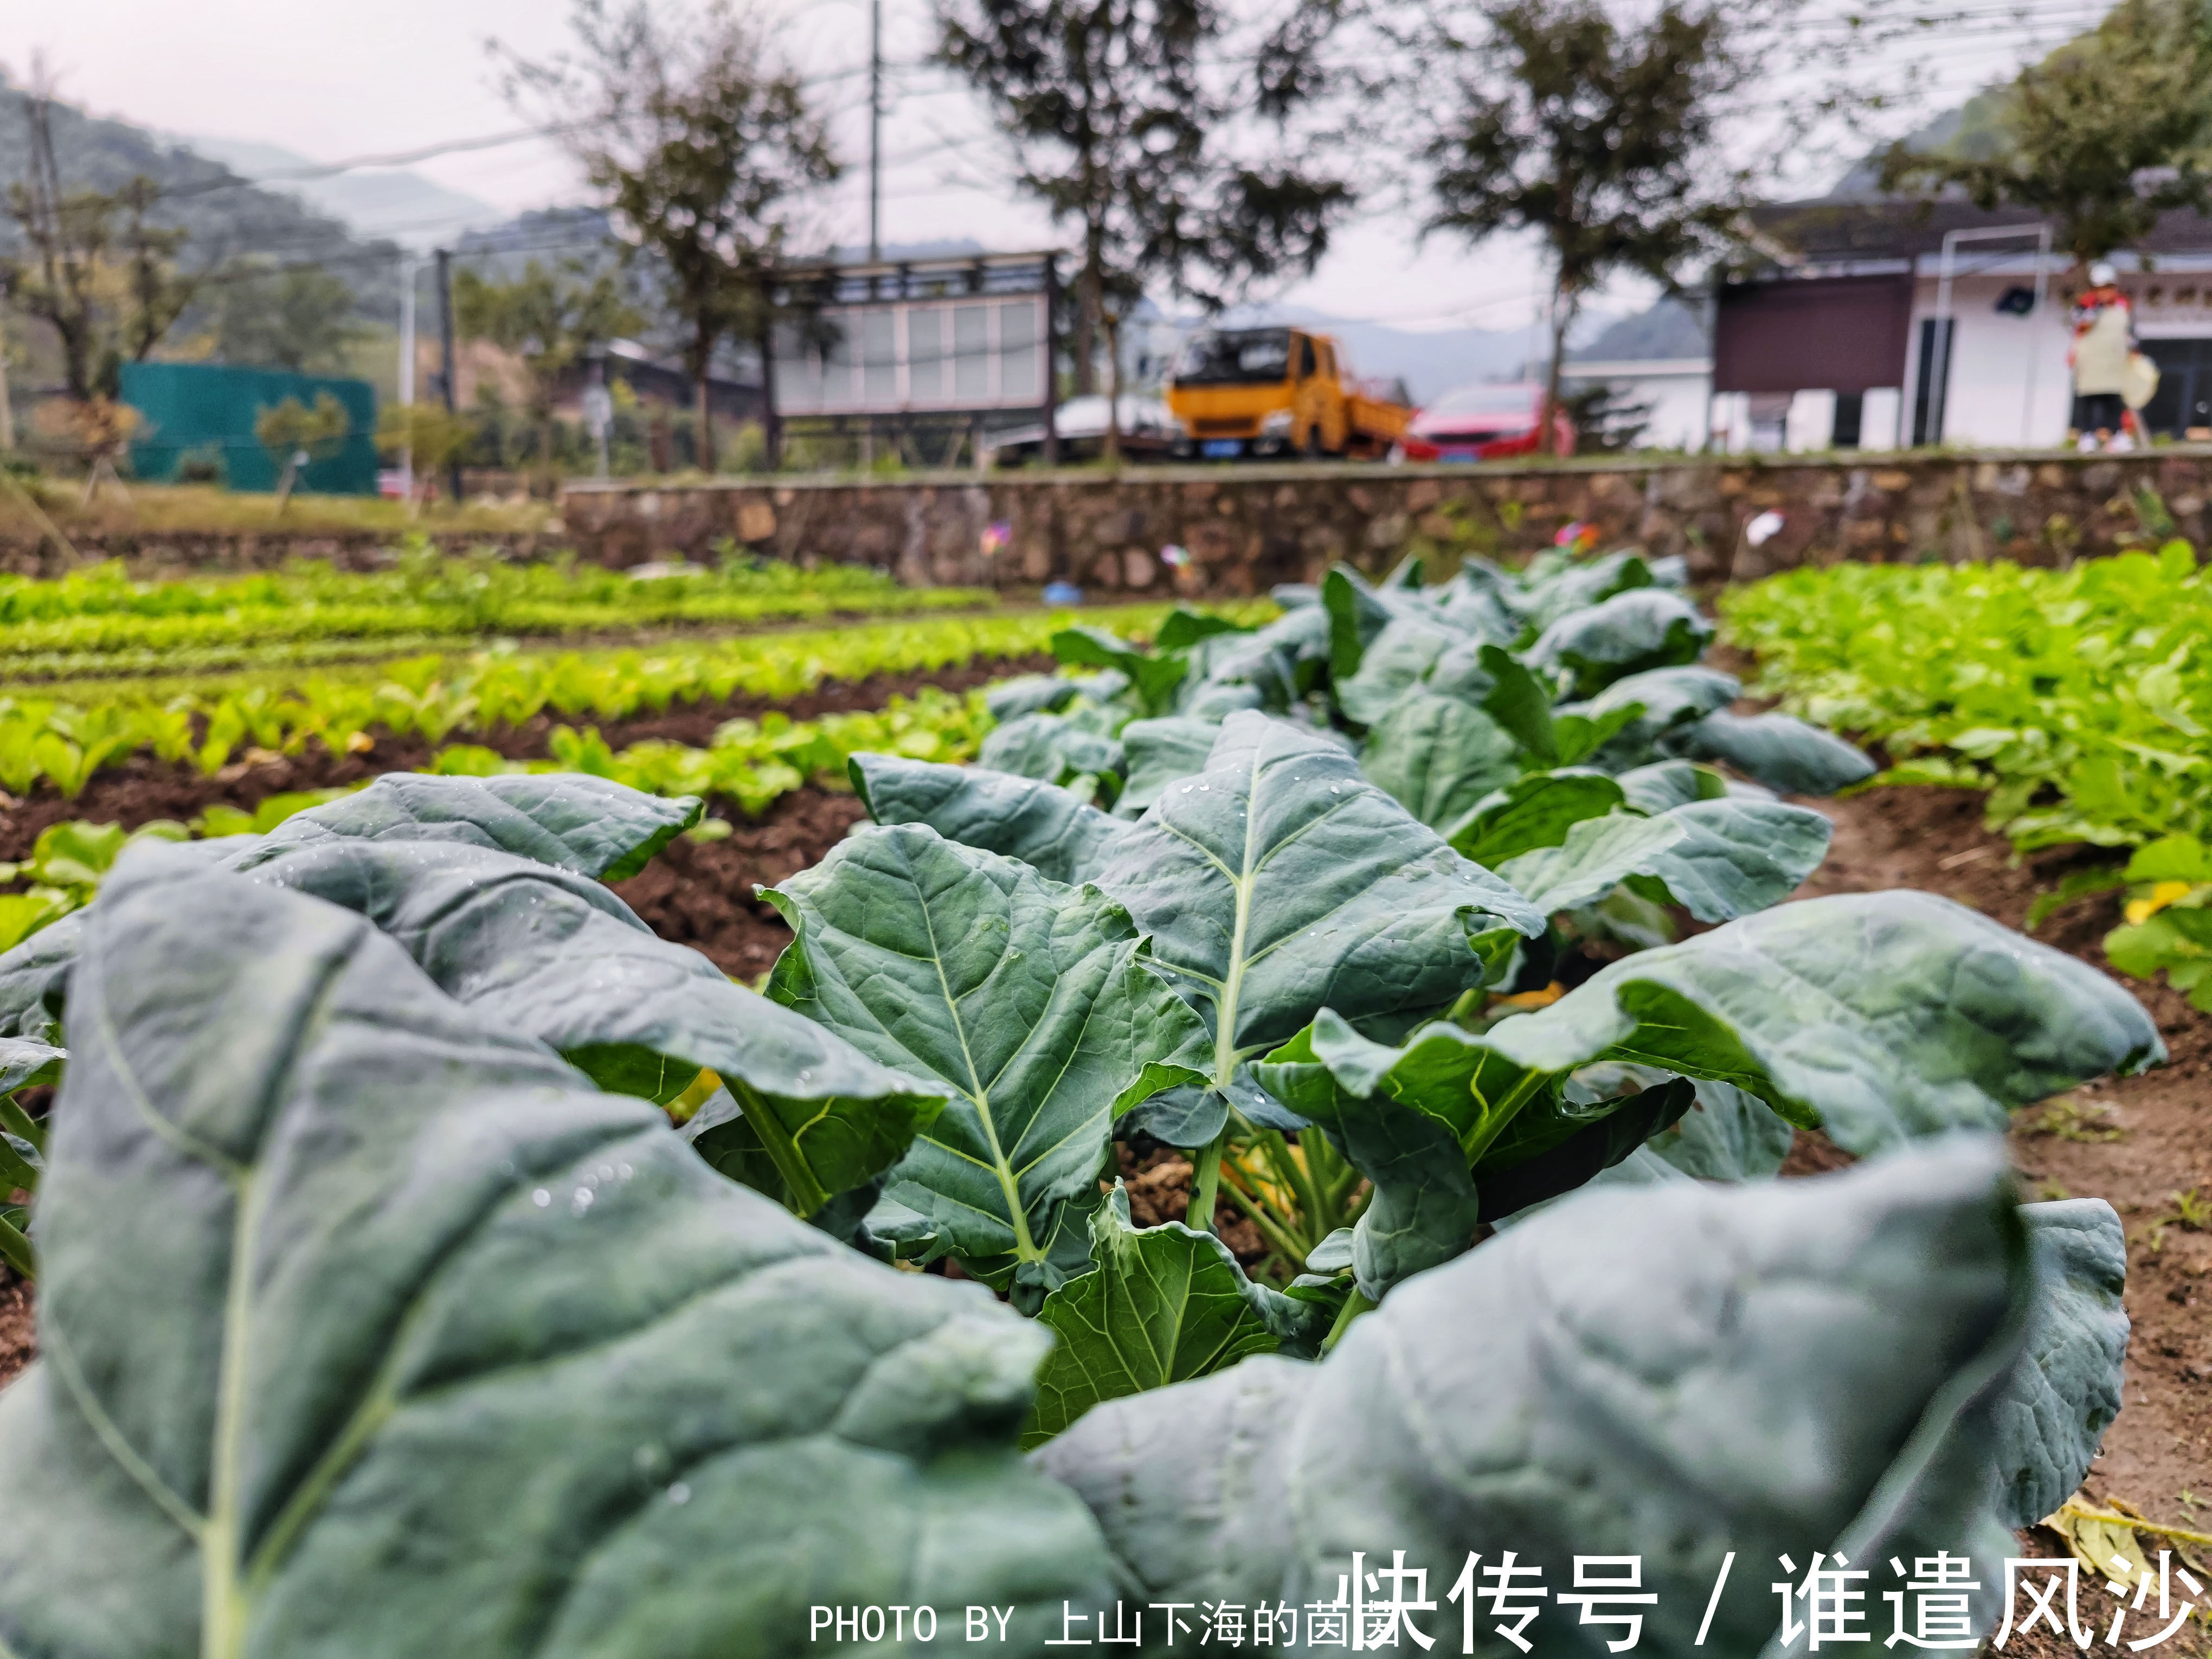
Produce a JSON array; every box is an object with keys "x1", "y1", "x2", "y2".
[{"x1": 558, "y1": 450, "x2": 2212, "y2": 594}]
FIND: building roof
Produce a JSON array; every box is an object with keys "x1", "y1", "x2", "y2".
[{"x1": 1747, "y1": 196, "x2": 2212, "y2": 268}]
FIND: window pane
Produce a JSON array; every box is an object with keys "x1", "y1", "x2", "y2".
[
  {"x1": 821, "y1": 316, "x2": 858, "y2": 408},
  {"x1": 998, "y1": 300, "x2": 1040, "y2": 403},
  {"x1": 953, "y1": 304, "x2": 990, "y2": 401},
  {"x1": 785, "y1": 323, "x2": 829, "y2": 413},
  {"x1": 862, "y1": 308, "x2": 897, "y2": 408},
  {"x1": 908, "y1": 307, "x2": 944, "y2": 403}
]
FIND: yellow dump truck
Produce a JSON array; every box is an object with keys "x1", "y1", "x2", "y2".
[{"x1": 1166, "y1": 325, "x2": 1413, "y2": 460}]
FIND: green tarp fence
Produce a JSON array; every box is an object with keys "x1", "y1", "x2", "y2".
[{"x1": 120, "y1": 362, "x2": 380, "y2": 495}]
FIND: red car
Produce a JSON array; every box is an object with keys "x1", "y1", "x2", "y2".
[{"x1": 1400, "y1": 382, "x2": 1576, "y2": 461}]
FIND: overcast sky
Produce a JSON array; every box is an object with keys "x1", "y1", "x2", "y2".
[{"x1": 10, "y1": 0, "x2": 2118, "y2": 334}]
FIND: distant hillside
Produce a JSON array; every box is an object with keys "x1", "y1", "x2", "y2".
[
  {"x1": 164, "y1": 132, "x2": 500, "y2": 248},
  {"x1": 0, "y1": 81, "x2": 404, "y2": 323},
  {"x1": 1572, "y1": 298, "x2": 1708, "y2": 361},
  {"x1": 1206, "y1": 306, "x2": 1539, "y2": 402}
]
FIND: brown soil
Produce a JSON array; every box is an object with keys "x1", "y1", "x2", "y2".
[
  {"x1": 1799, "y1": 784, "x2": 2212, "y2": 1549},
  {"x1": 0, "y1": 653, "x2": 1051, "y2": 864},
  {"x1": 1117, "y1": 1142, "x2": 1270, "y2": 1266},
  {"x1": 0, "y1": 1276, "x2": 31, "y2": 1384},
  {"x1": 609, "y1": 787, "x2": 868, "y2": 980}
]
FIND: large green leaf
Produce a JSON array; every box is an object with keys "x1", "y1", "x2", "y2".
[
  {"x1": 1474, "y1": 642, "x2": 1560, "y2": 761},
  {"x1": 1023, "y1": 1184, "x2": 1328, "y2": 1450},
  {"x1": 1513, "y1": 548, "x2": 1656, "y2": 631},
  {"x1": 1494, "y1": 797, "x2": 1832, "y2": 921},
  {"x1": 1155, "y1": 609, "x2": 1253, "y2": 650},
  {"x1": 235, "y1": 771, "x2": 703, "y2": 882},
  {"x1": 1357, "y1": 692, "x2": 1520, "y2": 831},
  {"x1": 0, "y1": 870, "x2": 1114, "y2": 1658},
  {"x1": 1675, "y1": 709, "x2": 1877, "y2": 795},
  {"x1": 1333, "y1": 615, "x2": 1476, "y2": 725},
  {"x1": 977, "y1": 712, "x2": 1124, "y2": 785},
  {"x1": 1571, "y1": 663, "x2": 1741, "y2": 735},
  {"x1": 1445, "y1": 769, "x2": 1626, "y2": 866},
  {"x1": 1470, "y1": 1075, "x2": 1698, "y2": 1220},
  {"x1": 1114, "y1": 716, "x2": 1222, "y2": 818},
  {"x1": 1256, "y1": 1017, "x2": 1490, "y2": 1297},
  {"x1": 0, "y1": 1034, "x2": 61, "y2": 1096},
  {"x1": 1033, "y1": 1140, "x2": 2031, "y2": 1656},
  {"x1": 1615, "y1": 756, "x2": 1729, "y2": 814},
  {"x1": 1051, "y1": 626, "x2": 1186, "y2": 714},
  {"x1": 0, "y1": 1034, "x2": 60, "y2": 1275},
  {"x1": 1482, "y1": 890, "x2": 2164, "y2": 1154},
  {"x1": 1644, "y1": 1077, "x2": 1798, "y2": 1180},
  {"x1": 1527, "y1": 586, "x2": 1713, "y2": 698},
  {"x1": 763, "y1": 825, "x2": 1209, "y2": 1300},
  {"x1": 2106, "y1": 903, "x2": 2212, "y2": 1010},
  {"x1": 1257, "y1": 891, "x2": 2162, "y2": 1290},
  {"x1": 0, "y1": 775, "x2": 704, "y2": 1046},
  {"x1": 1320, "y1": 565, "x2": 1396, "y2": 682},
  {"x1": 850, "y1": 753, "x2": 1132, "y2": 885},
  {"x1": 1258, "y1": 1013, "x2": 1702, "y2": 1295},
  {"x1": 983, "y1": 672, "x2": 1084, "y2": 721},
  {"x1": 1994, "y1": 1199, "x2": 2129, "y2": 1529},
  {"x1": 1094, "y1": 712, "x2": 1544, "y2": 1088},
  {"x1": 112, "y1": 837, "x2": 951, "y2": 1221},
  {"x1": 0, "y1": 833, "x2": 255, "y2": 1043}
]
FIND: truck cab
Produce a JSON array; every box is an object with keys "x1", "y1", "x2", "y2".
[{"x1": 1167, "y1": 326, "x2": 1405, "y2": 459}]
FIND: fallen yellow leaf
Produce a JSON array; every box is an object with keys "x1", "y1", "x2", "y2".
[
  {"x1": 667, "y1": 1066, "x2": 723, "y2": 1125},
  {"x1": 1493, "y1": 981, "x2": 1566, "y2": 1011},
  {"x1": 2125, "y1": 879, "x2": 2196, "y2": 925}
]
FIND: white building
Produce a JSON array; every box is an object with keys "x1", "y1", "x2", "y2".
[
  {"x1": 1707, "y1": 198, "x2": 2212, "y2": 452},
  {"x1": 1558, "y1": 357, "x2": 1715, "y2": 451}
]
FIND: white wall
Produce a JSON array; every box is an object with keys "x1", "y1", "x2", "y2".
[
  {"x1": 1560, "y1": 360, "x2": 1712, "y2": 451},
  {"x1": 1906, "y1": 272, "x2": 2075, "y2": 448},
  {"x1": 1786, "y1": 390, "x2": 1836, "y2": 451}
]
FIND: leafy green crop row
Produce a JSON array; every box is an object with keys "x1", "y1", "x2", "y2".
[
  {"x1": 435, "y1": 686, "x2": 995, "y2": 818},
  {"x1": 0, "y1": 551, "x2": 2162, "y2": 1654},
  {"x1": 0, "y1": 605, "x2": 1202, "y2": 800},
  {"x1": 1720, "y1": 543, "x2": 2212, "y2": 1007},
  {"x1": 0, "y1": 542, "x2": 992, "y2": 665}
]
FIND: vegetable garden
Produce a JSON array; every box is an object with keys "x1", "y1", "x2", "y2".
[
  {"x1": 0, "y1": 544, "x2": 2205, "y2": 1656},
  {"x1": 0, "y1": 541, "x2": 995, "y2": 681}
]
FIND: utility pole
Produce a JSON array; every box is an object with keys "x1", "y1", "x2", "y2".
[
  {"x1": 0, "y1": 314, "x2": 15, "y2": 453},
  {"x1": 868, "y1": 0, "x2": 883, "y2": 262},
  {"x1": 435, "y1": 248, "x2": 463, "y2": 504},
  {"x1": 757, "y1": 282, "x2": 783, "y2": 473},
  {"x1": 1041, "y1": 255, "x2": 1060, "y2": 467},
  {"x1": 396, "y1": 253, "x2": 420, "y2": 497}
]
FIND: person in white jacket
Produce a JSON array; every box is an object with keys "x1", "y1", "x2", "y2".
[{"x1": 2070, "y1": 260, "x2": 2134, "y2": 451}]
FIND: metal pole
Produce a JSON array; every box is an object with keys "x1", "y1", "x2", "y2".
[
  {"x1": 397, "y1": 253, "x2": 419, "y2": 498},
  {"x1": 1041, "y1": 254, "x2": 1060, "y2": 467},
  {"x1": 1934, "y1": 223, "x2": 2046, "y2": 448},
  {"x1": 2021, "y1": 226, "x2": 2052, "y2": 448},
  {"x1": 435, "y1": 248, "x2": 463, "y2": 503},
  {"x1": 868, "y1": 0, "x2": 883, "y2": 263},
  {"x1": 758, "y1": 277, "x2": 782, "y2": 473}
]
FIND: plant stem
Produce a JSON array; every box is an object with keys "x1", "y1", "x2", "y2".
[
  {"x1": 730, "y1": 1082, "x2": 831, "y2": 1219},
  {"x1": 1219, "y1": 1168, "x2": 1313, "y2": 1268},
  {"x1": 1187, "y1": 1131, "x2": 1224, "y2": 1234},
  {"x1": 0, "y1": 1094, "x2": 46, "y2": 1154},
  {"x1": 1321, "y1": 1286, "x2": 1375, "y2": 1354},
  {"x1": 1461, "y1": 1070, "x2": 1548, "y2": 1165},
  {"x1": 1259, "y1": 1129, "x2": 1324, "y2": 1244},
  {"x1": 0, "y1": 1213, "x2": 33, "y2": 1279}
]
